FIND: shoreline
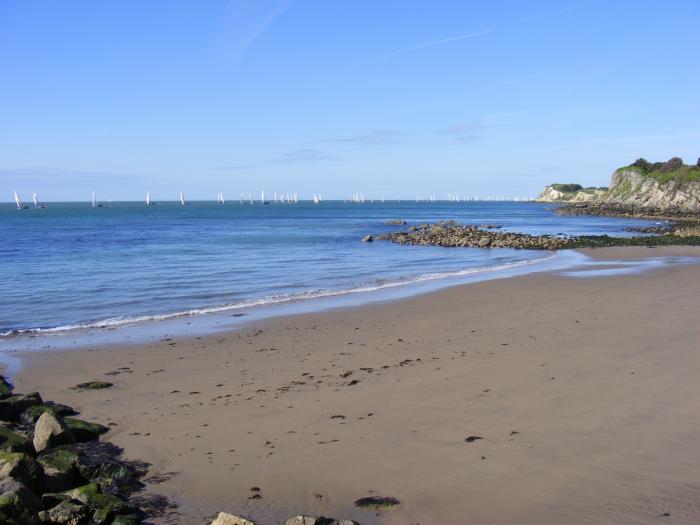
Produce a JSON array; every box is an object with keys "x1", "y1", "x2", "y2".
[{"x1": 9, "y1": 246, "x2": 700, "y2": 524}]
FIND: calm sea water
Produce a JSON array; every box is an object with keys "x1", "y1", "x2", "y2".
[{"x1": 0, "y1": 201, "x2": 656, "y2": 337}]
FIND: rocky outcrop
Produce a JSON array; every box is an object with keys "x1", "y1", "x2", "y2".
[
  {"x1": 0, "y1": 374, "x2": 150, "y2": 524},
  {"x1": 601, "y1": 167, "x2": 700, "y2": 213},
  {"x1": 536, "y1": 185, "x2": 606, "y2": 203},
  {"x1": 374, "y1": 221, "x2": 700, "y2": 250},
  {"x1": 537, "y1": 158, "x2": 700, "y2": 214}
]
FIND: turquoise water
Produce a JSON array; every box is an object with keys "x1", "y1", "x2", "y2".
[{"x1": 0, "y1": 201, "x2": 656, "y2": 337}]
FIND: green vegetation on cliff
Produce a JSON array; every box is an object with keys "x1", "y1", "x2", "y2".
[{"x1": 618, "y1": 157, "x2": 700, "y2": 184}]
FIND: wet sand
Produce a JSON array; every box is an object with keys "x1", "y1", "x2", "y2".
[{"x1": 11, "y1": 246, "x2": 700, "y2": 524}]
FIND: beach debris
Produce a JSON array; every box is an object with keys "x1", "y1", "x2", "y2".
[
  {"x1": 286, "y1": 516, "x2": 360, "y2": 525},
  {"x1": 353, "y1": 495, "x2": 400, "y2": 509},
  {"x1": 465, "y1": 435, "x2": 483, "y2": 443},
  {"x1": 210, "y1": 511, "x2": 256, "y2": 525},
  {"x1": 70, "y1": 381, "x2": 113, "y2": 391},
  {"x1": 33, "y1": 410, "x2": 75, "y2": 453}
]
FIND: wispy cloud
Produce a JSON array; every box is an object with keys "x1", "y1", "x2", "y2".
[
  {"x1": 377, "y1": 28, "x2": 494, "y2": 62},
  {"x1": 269, "y1": 149, "x2": 337, "y2": 163},
  {"x1": 439, "y1": 121, "x2": 484, "y2": 142},
  {"x1": 219, "y1": 0, "x2": 294, "y2": 64},
  {"x1": 322, "y1": 129, "x2": 407, "y2": 146},
  {"x1": 210, "y1": 164, "x2": 254, "y2": 171}
]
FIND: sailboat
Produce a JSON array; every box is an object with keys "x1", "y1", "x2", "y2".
[
  {"x1": 179, "y1": 192, "x2": 186, "y2": 206},
  {"x1": 14, "y1": 191, "x2": 28, "y2": 209},
  {"x1": 261, "y1": 190, "x2": 268, "y2": 205},
  {"x1": 217, "y1": 192, "x2": 225, "y2": 204},
  {"x1": 91, "y1": 191, "x2": 103, "y2": 208},
  {"x1": 146, "y1": 192, "x2": 155, "y2": 206},
  {"x1": 32, "y1": 192, "x2": 46, "y2": 208}
]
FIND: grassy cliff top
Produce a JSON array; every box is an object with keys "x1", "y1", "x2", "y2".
[
  {"x1": 618, "y1": 157, "x2": 700, "y2": 184},
  {"x1": 550, "y1": 184, "x2": 607, "y2": 193}
]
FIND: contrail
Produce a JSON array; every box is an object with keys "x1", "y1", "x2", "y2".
[{"x1": 377, "y1": 28, "x2": 494, "y2": 62}]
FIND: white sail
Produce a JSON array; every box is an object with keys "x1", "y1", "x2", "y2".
[
  {"x1": 92, "y1": 191, "x2": 97, "y2": 207},
  {"x1": 146, "y1": 192, "x2": 151, "y2": 206},
  {"x1": 261, "y1": 190, "x2": 265, "y2": 203},
  {"x1": 14, "y1": 191, "x2": 24, "y2": 209},
  {"x1": 219, "y1": 192, "x2": 225, "y2": 204},
  {"x1": 179, "y1": 192, "x2": 185, "y2": 206}
]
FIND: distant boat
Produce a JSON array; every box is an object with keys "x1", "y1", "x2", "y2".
[
  {"x1": 179, "y1": 192, "x2": 186, "y2": 206},
  {"x1": 14, "y1": 191, "x2": 28, "y2": 210},
  {"x1": 261, "y1": 190, "x2": 269, "y2": 205},
  {"x1": 146, "y1": 192, "x2": 155, "y2": 206},
  {"x1": 91, "y1": 191, "x2": 102, "y2": 208},
  {"x1": 313, "y1": 194, "x2": 319, "y2": 204},
  {"x1": 217, "y1": 192, "x2": 225, "y2": 204},
  {"x1": 32, "y1": 192, "x2": 46, "y2": 208}
]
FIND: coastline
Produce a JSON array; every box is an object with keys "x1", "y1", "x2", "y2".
[{"x1": 9, "y1": 246, "x2": 700, "y2": 524}]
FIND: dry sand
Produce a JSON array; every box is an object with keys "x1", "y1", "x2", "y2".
[{"x1": 11, "y1": 246, "x2": 700, "y2": 525}]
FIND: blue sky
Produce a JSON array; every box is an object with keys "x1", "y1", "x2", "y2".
[{"x1": 1, "y1": 0, "x2": 698, "y2": 201}]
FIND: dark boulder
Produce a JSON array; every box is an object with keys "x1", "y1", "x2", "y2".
[
  {"x1": 0, "y1": 392, "x2": 43, "y2": 422},
  {"x1": 0, "y1": 478, "x2": 42, "y2": 525}
]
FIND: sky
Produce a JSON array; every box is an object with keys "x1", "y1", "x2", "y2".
[{"x1": 1, "y1": 0, "x2": 699, "y2": 201}]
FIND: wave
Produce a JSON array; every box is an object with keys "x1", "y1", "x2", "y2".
[{"x1": 0, "y1": 253, "x2": 557, "y2": 339}]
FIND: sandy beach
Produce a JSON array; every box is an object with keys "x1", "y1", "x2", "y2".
[{"x1": 10, "y1": 246, "x2": 700, "y2": 525}]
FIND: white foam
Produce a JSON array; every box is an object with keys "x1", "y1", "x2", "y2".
[{"x1": 0, "y1": 253, "x2": 557, "y2": 339}]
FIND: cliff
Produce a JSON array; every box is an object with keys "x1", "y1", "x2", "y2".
[{"x1": 537, "y1": 157, "x2": 700, "y2": 214}]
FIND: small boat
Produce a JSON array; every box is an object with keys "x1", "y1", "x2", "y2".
[
  {"x1": 261, "y1": 190, "x2": 269, "y2": 205},
  {"x1": 179, "y1": 192, "x2": 186, "y2": 206},
  {"x1": 92, "y1": 191, "x2": 103, "y2": 208},
  {"x1": 217, "y1": 192, "x2": 225, "y2": 204},
  {"x1": 146, "y1": 192, "x2": 155, "y2": 206},
  {"x1": 14, "y1": 191, "x2": 28, "y2": 209},
  {"x1": 32, "y1": 192, "x2": 46, "y2": 208}
]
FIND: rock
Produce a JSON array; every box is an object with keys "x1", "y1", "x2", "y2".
[
  {"x1": 353, "y1": 496, "x2": 400, "y2": 509},
  {"x1": 72, "y1": 441, "x2": 144, "y2": 496},
  {"x1": 70, "y1": 381, "x2": 113, "y2": 391},
  {"x1": 66, "y1": 482, "x2": 102, "y2": 504},
  {"x1": 0, "y1": 393, "x2": 43, "y2": 422},
  {"x1": 211, "y1": 511, "x2": 256, "y2": 525},
  {"x1": 478, "y1": 237, "x2": 491, "y2": 247},
  {"x1": 0, "y1": 478, "x2": 42, "y2": 525},
  {"x1": 20, "y1": 403, "x2": 77, "y2": 426},
  {"x1": 384, "y1": 220, "x2": 406, "y2": 225},
  {"x1": 33, "y1": 411, "x2": 75, "y2": 453},
  {"x1": 361, "y1": 235, "x2": 373, "y2": 242},
  {"x1": 37, "y1": 448, "x2": 81, "y2": 493},
  {"x1": 0, "y1": 426, "x2": 34, "y2": 455},
  {"x1": 37, "y1": 501, "x2": 90, "y2": 525},
  {"x1": 0, "y1": 451, "x2": 44, "y2": 493},
  {"x1": 286, "y1": 516, "x2": 359, "y2": 525},
  {"x1": 64, "y1": 418, "x2": 108, "y2": 443},
  {"x1": 0, "y1": 376, "x2": 12, "y2": 399},
  {"x1": 88, "y1": 493, "x2": 130, "y2": 524},
  {"x1": 111, "y1": 513, "x2": 143, "y2": 525}
]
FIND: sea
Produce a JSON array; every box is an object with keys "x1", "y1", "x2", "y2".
[{"x1": 0, "y1": 200, "x2": 659, "y2": 347}]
